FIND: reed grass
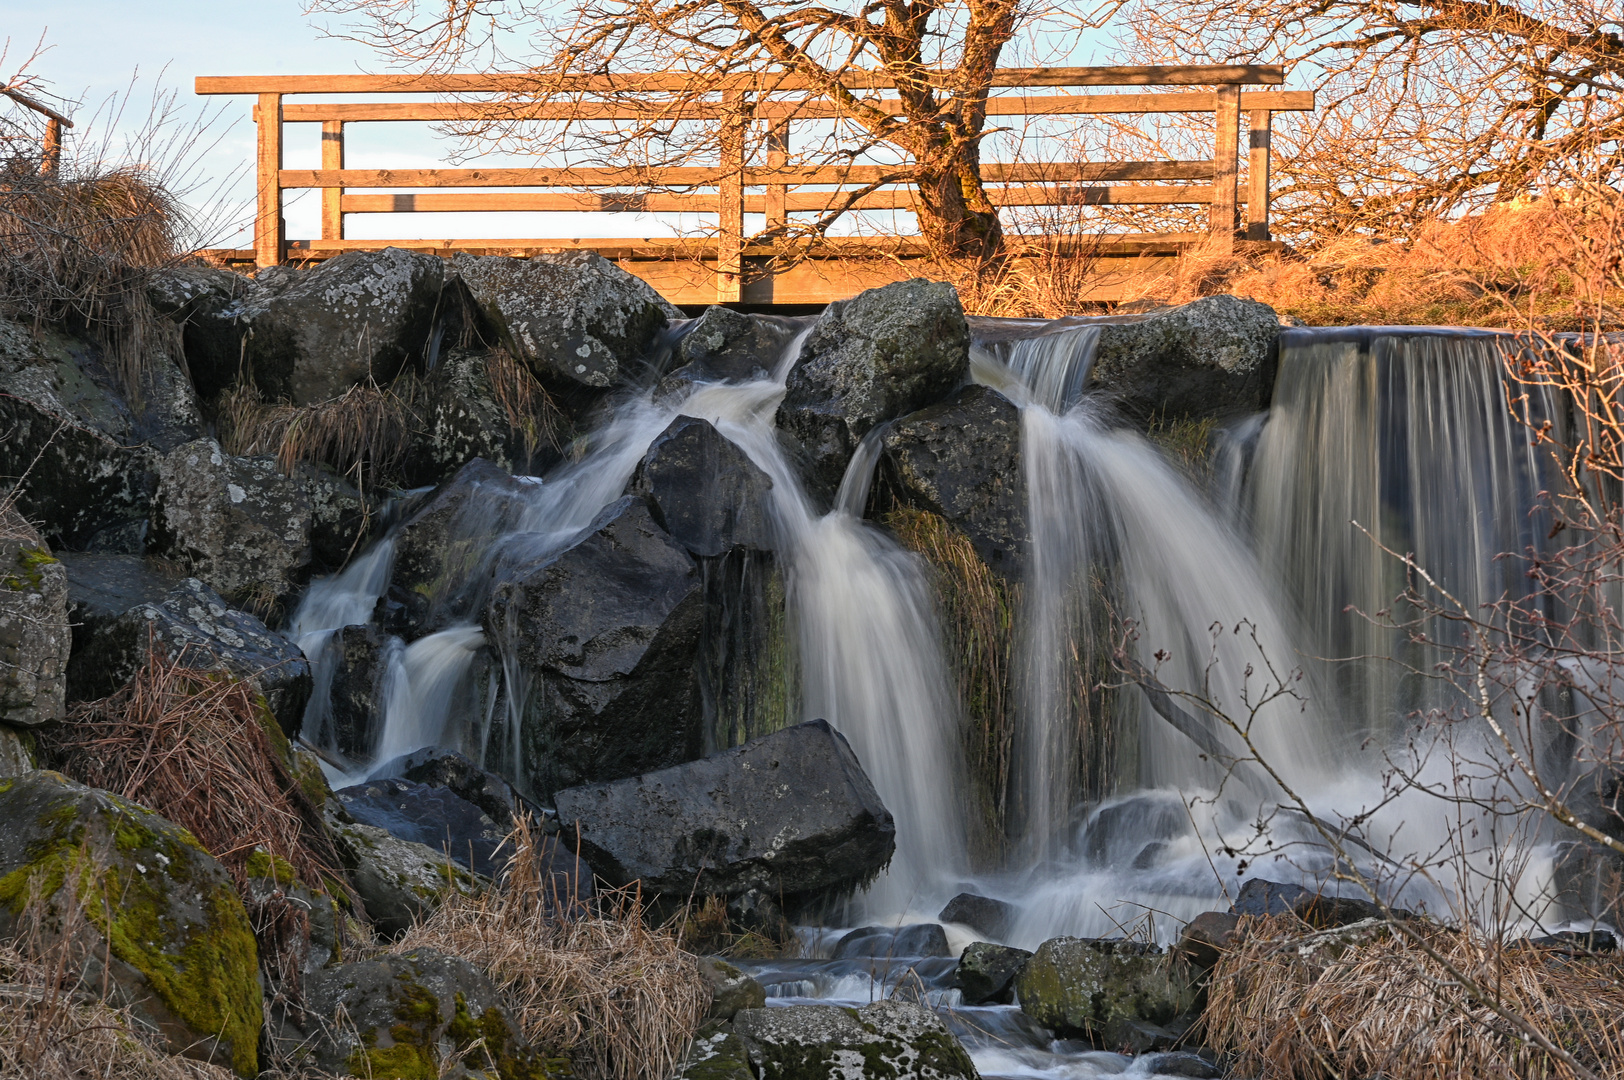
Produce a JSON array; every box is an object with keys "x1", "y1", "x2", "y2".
[
  {"x1": 393, "y1": 815, "x2": 710, "y2": 1080},
  {"x1": 484, "y1": 346, "x2": 565, "y2": 461},
  {"x1": 218, "y1": 379, "x2": 414, "y2": 486},
  {"x1": 1206, "y1": 914, "x2": 1624, "y2": 1080}
]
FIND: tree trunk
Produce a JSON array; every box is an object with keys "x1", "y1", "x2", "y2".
[{"x1": 913, "y1": 140, "x2": 1004, "y2": 262}]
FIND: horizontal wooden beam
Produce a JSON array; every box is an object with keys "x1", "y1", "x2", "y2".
[
  {"x1": 197, "y1": 65, "x2": 1286, "y2": 97},
  {"x1": 283, "y1": 160, "x2": 1217, "y2": 190},
  {"x1": 272, "y1": 90, "x2": 1312, "y2": 124},
  {"x1": 1, "y1": 86, "x2": 74, "y2": 127}
]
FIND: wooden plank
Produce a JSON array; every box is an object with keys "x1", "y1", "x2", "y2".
[
  {"x1": 1247, "y1": 109, "x2": 1271, "y2": 242},
  {"x1": 1210, "y1": 86, "x2": 1241, "y2": 248},
  {"x1": 283, "y1": 159, "x2": 1217, "y2": 189},
  {"x1": 274, "y1": 90, "x2": 1314, "y2": 124},
  {"x1": 765, "y1": 120, "x2": 789, "y2": 231},
  {"x1": 40, "y1": 118, "x2": 61, "y2": 177},
  {"x1": 289, "y1": 232, "x2": 1218, "y2": 258},
  {"x1": 321, "y1": 120, "x2": 345, "y2": 240},
  {"x1": 197, "y1": 65, "x2": 1286, "y2": 96},
  {"x1": 340, "y1": 192, "x2": 719, "y2": 213},
  {"x1": 717, "y1": 92, "x2": 746, "y2": 303},
  {"x1": 256, "y1": 92, "x2": 284, "y2": 268}
]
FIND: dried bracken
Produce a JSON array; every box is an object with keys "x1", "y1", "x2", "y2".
[
  {"x1": 1206, "y1": 915, "x2": 1624, "y2": 1080},
  {"x1": 393, "y1": 815, "x2": 710, "y2": 1080}
]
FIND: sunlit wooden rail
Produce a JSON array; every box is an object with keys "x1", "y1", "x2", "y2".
[
  {"x1": 195, "y1": 67, "x2": 1313, "y2": 305},
  {"x1": 1, "y1": 85, "x2": 72, "y2": 176}
]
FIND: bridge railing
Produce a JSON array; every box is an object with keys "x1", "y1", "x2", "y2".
[{"x1": 195, "y1": 67, "x2": 1313, "y2": 304}]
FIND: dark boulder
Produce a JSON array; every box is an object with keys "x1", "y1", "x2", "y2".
[
  {"x1": 953, "y1": 941, "x2": 1032, "y2": 1005},
  {"x1": 1551, "y1": 840, "x2": 1623, "y2": 926},
  {"x1": 656, "y1": 306, "x2": 793, "y2": 403},
  {"x1": 731, "y1": 1001, "x2": 977, "y2": 1080},
  {"x1": 303, "y1": 465, "x2": 372, "y2": 570},
  {"x1": 833, "y1": 923, "x2": 951, "y2": 959},
  {"x1": 881, "y1": 384, "x2": 1027, "y2": 580},
  {"x1": 317, "y1": 623, "x2": 388, "y2": 762},
  {"x1": 150, "y1": 438, "x2": 313, "y2": 610},
  {"x1": 391, "y1": 458, "x2": 532, "y2": 630},
  {"x1": 297, "y1": 948, "x2": 540, "y2": 1078},
  {"x1": 1134, "y1": 1052, "x2": 1221, "y2": 1079},
  {"x1": 336, "y1": 776, "x2": 505, "y2": 876},
  {"x1": 323, "y1": 806, "x2": 476, "y2": 937},
  {"x1": 146, "y1": 264, "x2": 252, "y2": 403},
  {"x1": 234, "y1": 248, "x2": 444, "y2": 405},
  {"x1": 938, "y1": 891, "x2": 1017, "y2": 940},
  {"x1": 1229, "y1": 878, "x2": 1389, "y2": 927},
  {"x1": 401, "y1": 346, "x2": 569, "y2": 488},
  {"x1": 486, "y1": 495, "x2": 705, "y2": 799},
  {"x1": 374, "y1": 746, "x2": 524, "y2": 823},
  {"x1": 778, "y1": 279, "x2": 969, "y2": 499},
  {"x1": 452, "y1": 251, "x2": 678, "y2": 392},
  {"x1": 0, "y1": 511, "x2": 70, "y2": 728},
  {"x1": 64, "y1": 574, "x2": 311, "y2": 734},
  {"x1": 1089, "y1": 295, "x2": 1279, "y2": 424},
  {"x1": 629, "y1": 415, "x2": 775, "y2": 556},
  {"x1": 551, "y1": 719, "x2": 895, "y2": 904},
  {"x1": 1174, "y1": 911, "x2": 1241, "y2": 973}
]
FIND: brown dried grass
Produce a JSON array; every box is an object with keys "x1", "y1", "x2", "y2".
[
  {"x1": 1206, "y1": 914, "x2": 1624, "y2": 1080},
  {"x1": 218, "y1": 379, "x2": 413, "y2": 485},
  {"x1": 393, "y1": 815, "x2": 710, "y2": 1080},
  {"x1": 484, "y1": 346, "x2": 564, "y2": 460}
]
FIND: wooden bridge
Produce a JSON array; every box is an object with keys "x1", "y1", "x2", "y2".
[{"x1": 195, "y1": 66, "x2": 1312, "y2": 306}]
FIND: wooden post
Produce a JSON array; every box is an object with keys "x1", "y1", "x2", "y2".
[
  {"x1": 321, "y1": 120, "x2": 345, "y2": 241},
  {"x1": 1209, "y1": 85, "x2": 1241, "y2": 249},
  {"x1": 1246, "y1": 109, "x2": 1271, "y2": 242},
  {"x1": 256, "y1": 93, "x2": 285, "y2": 267},
  {"x1": 717, "y1": 92, "x2": 746, "y2": 303},
  {"x1": 40, "y1": 118, "x2": 61, "y2": 177},
  {"x1": 764, "y1": 119, "x2": 789, "y2": 235}
]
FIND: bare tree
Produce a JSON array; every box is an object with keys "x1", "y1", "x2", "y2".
[{"x1": 306, "y1": 0, "x2": 1108, "y2": 260}]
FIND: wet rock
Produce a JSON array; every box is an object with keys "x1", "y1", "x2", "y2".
[
  {"x1": 937, "y1": 892, "x2": 1016, "y2": 940},
  {"x1": 487, "y1": 495, "x2": 705, "y2": 799},
  {"x1": 1175, "y1": 911, "x2": 1241, "y2": 973},
  {"x1": 391, "y1": 458, "x2": 531, "y2": 630},
  {"x1": 833, "y1": 923, "x2": 952, "y2": 959},
  {"x1": 702, "y1": 957, "x2": 768, "y2": 1021},
  {"x1": 319, "y1": 623, "x2": 387, "y2": 763},
  {"x1": 146, "y1": 265, "x2": 253, "y2": 403},
  {"x1": 335, "y1": 776, "x2": 505, "y2": 877},
  {"x1": 551, "y1": 719, "x2": 895, "y2": 904},
  {"x1": 1089, "y1": 295, "x2": 1279, "y2": 424},
  {"x1": 453, "y1": 251, "x2": 678, "y2": 392},
  {"x1": 778, "y1": 279, "x2": 969, "y2": 499},
  {"x1": 64, "y1": 575, "x2": 311, "y2": 735},
  {"x1": 0, "y1": 723, "x2": 34, "y2": 777},
  {"x1": 150, "y1": 438, "x2": 313, "y2": 609},
  {"x1": 1523, "y1": 928, "x2": 1617, "y2": 953},
  {"x1": 235, "y1": 248, "x2": 444, "y2": 405},
  {"x1": 0, "y1": 321, "x2": 159, "y2": 547},
  {"x1": 1229, "y1": 878, "x2": 1389, "y2": 927},
  {"x1": 298, "y1": 948, "x2": 541, "y2": 1079},
  {"x1": 630, "y1": 416, "x2": 775, "y2": 556},
  {"x1": 953, "y1": 942, "x2": 1032, "y2": 1005},
  {"x1": 1567, "y1": 764, "x2": 1624, "y2": 845},
  {"x1": 1134, "y1": 1050, "x2": 1221, "y2": 1078},
  {"x1": 402, "y1": 347, "x2": 569, "y2": 488},
  {"x1": 881, "y1": 384, "x2": 1027, "y2": 580},
  {"x1": 1551, "y1": 840, "x2": 1623, "y2": 925},
  {"x1": 727, "y1": 888, "x2": 793, "y2": 941},
  {"x1": 731, "y1": 1000, "x2": 977, "y2": 1080},
  {"x1": 656, "y1": 307, "x2": 792, "y2": 403},
  {"x1": 374, "y1": 746, "x2": 523, "y2": 824},
  {"x1": 325, "y1": 806, "x2": 475, "y2": 937},
  {"x1": 1015, "y1": 936, "x2": 1195, "y2": 1048},
  {"x1": 0, "y1": 513, "x2": 69, "y2": 727},
  {"x1": 303, "y1": 466, "x2": 372, "y2": 570},
  {"x1": 0, "y1": 771, "x2": 262, "y2": 1076}
]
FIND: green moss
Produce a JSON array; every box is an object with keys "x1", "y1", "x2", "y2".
[
  {"x1": 2, "y1": 545, "x2": 57, "y2": 591},
  {"x1": 347, "y1": 1040, "x2": 438, "y2": 1080},
  {"x1": 347, "y1": 973, "x2": 441, "y2": 1079},
  {"x1": 244, "y1": 848, "x2": 298, "y2": 883},
  {"x1": 293, "y1": 751, "x2": 330, "y2": 810}
]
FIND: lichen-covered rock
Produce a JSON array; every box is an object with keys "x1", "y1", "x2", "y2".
[
  {"x1": 234, "y1": 248, "x2": 445, "y2": 405},
  {"x1": 1014, "y1": 937, "x2": 1194, "y2": 1048},
  {"x1": 336, "y1": 776, "x2": 506, "y2": 876},
  {"x1": 551, "y1": 720, "x2": 895, "y2": 904},
  {"x1": 701, "y1": 957, "x2": 767, "y2": 1021},
  {"x1": 453, "y1": 251, "x2": 678, "y2": 391},
  {"x1": 881, "y1": 384, "x2": 1027, "y2": 580},
  {"x1": 656, "y1": 306, "x2": 795, "y2": 404},
  {"x1": 0, "y1": 723, "x2": 34, "y2": 777},
  {"x1": 150, "y1": 437, "x2": 313, "y2": 607},
  {"x1": 0, "y1": 512, "x2": 69, "y2": 727},
  {"x1": 486, "y1": 495, "x2": 705, "y2": 800},
  {"x1": 779, "y1": 280, "x2": 969, "y2": 499},
  {"x1": 63, "y1": 573, "x2": 311, "y2": 734},
  {"x1": 147, "y1": 265, "x2": 253, "y2": 404},
  {"x1": 953, "y1": 942, "x2": 1032, "y2": 1005},
  {"x1": 1088, "y1": 295, "x2": 1279, "y2": 423},
  {"x1": 629, "y1": 416, "x2": 775, "y2": 556},
  {"x1": 0, "y1": 771, "x2": 262, "y2": 1076},
  {"x1": 402, "y1": 347, "x2": 568, "y2": 488},
  {"x1": 325, "y1": 807, "x2": 474, "y2": 936},
  {"x1": 303, "y1": 465, "x2": 372, "y2": 571},
  {"x1": 0, "y1": 321, "x2": 160, "y2": 547},
  {"x1": 298, "y1": 948, "x2": 549, "y2": 1079},
  {"x1": 675, "y1": 1026, "x2": 756, "y2": 1080},
  {"x1": 731, "y1": 1000, "x2": 979, "y2": 1080}
]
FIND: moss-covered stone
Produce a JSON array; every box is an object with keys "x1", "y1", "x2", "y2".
[
  {"x1": 1014, "y1": 936, "x2": 1194, "y2": 1048},
  {"x1": 0, "y1": 771, "x2": 262, "y2": 1075},
  {"x1": 0, "y1": 512, "x2": 70, "y2": 728},
  {"x1": 732, "y1": 1000, "x2": 977, "y2": 1080}
]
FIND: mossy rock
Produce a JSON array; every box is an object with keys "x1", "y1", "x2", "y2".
[
  {"x1": 0, "y1": 723, "x2": 35, "y2": 777},
  {"x1": 0, "y1": 771, "x2": 261, "y2": 1075},
  {"x1": 1014, "y1": 936, "x2": 1195, "y2": 1047},
  {"x1": 0, "y1": 510, "x2": 69, "y2": 728},
  {"x1": 324, "y1": 807, "x2": 478, "y2": 936},
  {"x1": 299, "y1": 947, "x2": 563, "y2": 1079},
  {"x1": 732, "y1": 1000, "x2": 978, "y2": 1080},
  {"x1": 675, "y1": 1025, "x2": 755, "y2": 1080}
]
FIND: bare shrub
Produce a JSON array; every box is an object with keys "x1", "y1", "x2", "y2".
[{"x1": 393, "y1": 815, "x2": 710, "y2": 1080}]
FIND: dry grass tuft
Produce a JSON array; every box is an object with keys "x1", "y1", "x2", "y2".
[
  {"x1": 0, "y1": 153, "x2": 185, "y2": 401},
  {"x1": 394, "y1": 815, "x2": 710, "y2": 1080},
  {"x1": 219, "y1": 379, "x2": 414, "y2": 485},
  {"x1": 1206, "y1": 915, "x2": 1624, "y2": 1080},
  {"x1": 485, "y1": 346, "x2": 565, "y2": 460},
  {"x1": 0, "y1": 902, "x2": 236, "y2": 1080}
]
